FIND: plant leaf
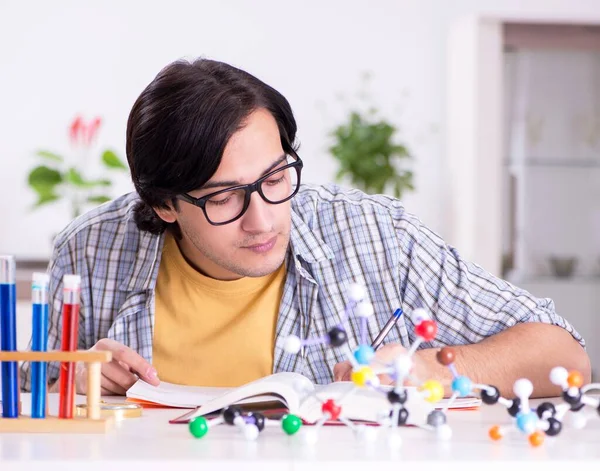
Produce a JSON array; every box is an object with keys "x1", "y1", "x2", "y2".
[
  {"x1": 27, "y1": 167, "x2": 62, "y2": 210},
  {"x1": 34, "y1": 192, "x2": 60, "y2": 207},
  {"x1": 87, "y1": 195, "x2": 111, "y2": 204},
  {"x1": 102, "y1": 150, "x2": 127, "y2": 170},
  {"x1": 28, "y1": 165, "x2": 63, "y2": 188},
  {"x1": 36, "y1": 150, "x2": 64, "y2": 162},
  {"x1": 65, "y1": 168, "x2": 86, "y2": 186}
]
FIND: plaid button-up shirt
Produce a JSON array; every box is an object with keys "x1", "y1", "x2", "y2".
[{"x1": 19, "y1": 184, "x2": 584, "y2": 391}]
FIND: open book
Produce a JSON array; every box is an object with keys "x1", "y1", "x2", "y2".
[{"x1": 127, "y1": 372, "x2": 481, "y2": 425}]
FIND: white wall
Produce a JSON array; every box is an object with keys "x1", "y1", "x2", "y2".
[{"x1": 2, "y1": 0, "x2": 600, "y2": 262}]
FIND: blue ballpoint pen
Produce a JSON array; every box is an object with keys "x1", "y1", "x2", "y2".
[{"x1": 371, "y1": 308, "x2": 403, "y2": 350}]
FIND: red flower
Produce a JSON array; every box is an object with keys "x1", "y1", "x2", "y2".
[
  {"x1": 68, "y1": 115, "x2": 103, "y2": 147},
  {"x1": 69, "y1": 115, "x2": 84, "y2": 145},
  {"x1": 86, "y1": 116, "x2": 102, "y2": 145}
]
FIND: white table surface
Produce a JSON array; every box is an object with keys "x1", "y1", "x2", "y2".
[{"x1": 1, "y1": 393, "x2": 599, "y2": 470}]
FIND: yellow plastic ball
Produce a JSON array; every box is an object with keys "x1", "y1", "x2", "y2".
[
  {"x1": 351, "y1": 366, "x2": 375, "y2": 387},
  {"x1": 420, "y1": 380, "x2": 444, "y2": 403}
]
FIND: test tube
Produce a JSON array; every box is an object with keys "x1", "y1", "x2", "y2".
[
  {"x1": 31, "y1": 272, "x2": 50, "y2": 418},
  {"x1": 58, "y1": 274, "x2": 81, "y2": 419},
  {"x1": 0, "y1": 255, "x2": 19, "y2": 418}
]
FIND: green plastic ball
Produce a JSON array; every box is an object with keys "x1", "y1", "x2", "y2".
[
  {"x1": 281, "y1": 414, "x2": 302, "y2": 435},
  {"x1": 189, "y1": 416, "x2": 209, "y2": 438}
]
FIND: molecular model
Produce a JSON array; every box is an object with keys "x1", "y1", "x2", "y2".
[
  {"x1": 282, "y1": 283, "x2": 452, "y2": 447},
  {"x1": 189, "y1": 406, "x2": 302, "y2": 440},
  {"x1": 437, "y1": 347, "x2": 600, "y2": 447},
  {"x1": 541, "y1": 367, "x2": 600, "y2": 431}
]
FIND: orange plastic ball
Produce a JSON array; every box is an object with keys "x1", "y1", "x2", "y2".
[
  {"x1": 567, "y1": 371, "x2": 584, "y2": 388},
  {"x1": 528, "y1": 431, "x2": 545, "y2": 447},
  {"x1": 489, "y1": 425, "x2": 503, "y2": 441}
]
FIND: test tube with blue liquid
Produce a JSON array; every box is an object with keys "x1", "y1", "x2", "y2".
[
  {"x1": 0, "y1": 255, "x2": 19, "y2": 418},
  {"x1": 31, "y1": 272, "x2": 50, "y2": 418}
]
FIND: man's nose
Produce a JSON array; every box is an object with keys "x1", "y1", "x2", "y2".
[{"x1": 241, "y1": 192, "x2": 273, "y2": 233}]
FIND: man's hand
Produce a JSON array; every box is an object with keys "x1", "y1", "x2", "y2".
[
  {"x1": 333, "y1": 343, "x2": 426, "y2": 385},
  {"x1": 74, "y1": 339, "x2": 160, "y2": 395}
]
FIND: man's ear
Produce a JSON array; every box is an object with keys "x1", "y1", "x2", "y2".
[{"x1": 154, "y1": 202, "x2": 177, "y2": 224}]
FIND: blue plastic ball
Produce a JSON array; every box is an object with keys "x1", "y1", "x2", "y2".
[
  {"x1": 353, "y1": 345, "x2": 375, "y2": 365},
  {"x1": 516, "y1": 412, "x2": 537, "y2": 434},
  {"x1": 451, "y1": 376, "x2": 473, "y2": 397}
]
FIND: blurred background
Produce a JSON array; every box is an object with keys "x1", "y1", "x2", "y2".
[{"x1": 1, "y1": 0, "x2": 598, "y2": 379}]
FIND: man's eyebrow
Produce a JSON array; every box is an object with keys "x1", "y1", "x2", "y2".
[{"x1": 200, "y1": 154, "x2": 288, "y2": 190}]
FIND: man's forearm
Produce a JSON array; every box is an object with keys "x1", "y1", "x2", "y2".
[
  {"x1": 48, "y1": 380, "x2": 59, "y2": 393},
  {"x1": 416, "y1": 322, "x2": 591, "y2": 398}
]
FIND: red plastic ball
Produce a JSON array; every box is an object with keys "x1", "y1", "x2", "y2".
[
  {"x1": 321, "y1": 399, "x2": 342, "y2": 420},
  {"x1": 415, "y1": 320, "x2": 437, "y2": 342}
]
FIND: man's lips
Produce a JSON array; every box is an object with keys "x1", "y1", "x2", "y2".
[{"x1": 243, "y1": 236, "x2": 278, "y2": 252}]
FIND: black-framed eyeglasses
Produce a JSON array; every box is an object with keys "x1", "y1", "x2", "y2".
[{"x1": 177, "y1": 152, "x2": 303, "y2": 226}]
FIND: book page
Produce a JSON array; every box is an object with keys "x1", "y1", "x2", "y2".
[
  {"x1": 127, "y1": 380, "x2": 232, "y2": 408},
  {"x1": 128, "y1": 372, "x2": 315, "y2": 415},
  {"x1": 188, "y1": 371, "x2": 314, "y2": 418}
]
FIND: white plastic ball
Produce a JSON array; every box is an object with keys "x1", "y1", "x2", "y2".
[
  {"x1": 436, "y1": 424, "x2": 453, "y2": 441},
  {"x1": 513, "y1": 378, "x2": 534, "y2": 398},
  {"x1": 233, "y1": 416, "x2": 245, "y2": 427},
  {"x1": 303, "y1": 428, "x2": 319, "y2": 445},
  {"x1": 367, "y1": 375, "x2": 380, "y2": 388},
  {"x1": 356, "y1": 302, "x2": 374, "y2": 318},
  {"x1": 347, "y1": 283, "x2": 366, "y2": 302},
  {"x1": 410, "y1": 307, "x2": 430, "y2": 324},
  {"x1": 284, "y1": 335, "x2": 302, "y2": 354},
  {"x1": 244, "y1": 424, "x2": 260, "y2": 441},
  {"x1": 550, "y1": 367, "x2": 569, "y2": 387},
  {"x1": 568, "y1": 413, "x2": 588, "y2": 430},
  {"x1": 355, "y1": 425, "x2": 378, "y2": 443},
  {"x1": 387, "y1": 432, "x2": 403, "y2": 449},
  {"x1": 393, "y1": 354, "x2": 413, "y2": 376},
  {"x1": 377, "y1": 409, "x2": 392, "y2": 426}
]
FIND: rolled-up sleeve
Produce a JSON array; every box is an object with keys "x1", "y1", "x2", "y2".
[{"x1": 395, "y1": 212, "x2": 585, "y2": 349}]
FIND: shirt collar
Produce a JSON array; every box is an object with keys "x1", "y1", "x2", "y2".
[
  {"x1": 289, "y1": 208, "x2": 334, "y2": 264},
  {"x1": 119, "y1": 229, "x2": 165, "y2": 293}
]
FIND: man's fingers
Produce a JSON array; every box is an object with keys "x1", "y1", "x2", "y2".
[
  {"x1": 333, "y1": 361, "x2": 353, "y2": 381},
  {"x1": 373, "y1": 343, "x2": 407, "y2": 363},
  {"x1": 100, "y1": 374, "x2": 128, "y2": 396},
  {"x1": 75, "y1": 361, "x2": 132, "y2": 395},
  {"x1": 95, "y1": 339, "x2": 160, "y2": 386},
  {"x1": 333, "y1": 344, "x2": 409, "y2": 383},
  {"x1": 102, "y1": 361, "x2": 139, "y2": 391},
  {"x1": 75, "y1": 364, "x2": 88, "y2": 394}
]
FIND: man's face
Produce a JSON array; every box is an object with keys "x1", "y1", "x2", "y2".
[{"x1": 157, "y1": 108, "x2": 293, "y2": 280}]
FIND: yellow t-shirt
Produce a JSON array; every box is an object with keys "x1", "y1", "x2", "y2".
[{"x1": 152, "y1": 233, "x2": 286, "y2": 387}]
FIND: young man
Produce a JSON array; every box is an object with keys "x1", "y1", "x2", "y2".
[{"x1": 20, "y1": 59, "x2": 589, "y2": 397}]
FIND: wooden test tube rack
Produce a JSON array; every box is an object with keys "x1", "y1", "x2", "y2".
[{"x1": 0, "y1": 350, "x2": 113, "y2": 433}]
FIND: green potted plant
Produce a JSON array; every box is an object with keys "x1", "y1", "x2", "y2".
[
  {"x1": 327, "y1": 73, "x2": 414, "y2": 199},
  {"x1": 27, "y1": 115, "x2": 128, "y2": 219}
]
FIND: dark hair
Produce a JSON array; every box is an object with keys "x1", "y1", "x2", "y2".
[{"x1": 126, "y1": 58, "x2": 299, "y2": 235}]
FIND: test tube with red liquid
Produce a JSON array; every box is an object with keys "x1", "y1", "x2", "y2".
[{"x1": 58, "y1": 274, "x2": 81, "y2": 419}]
